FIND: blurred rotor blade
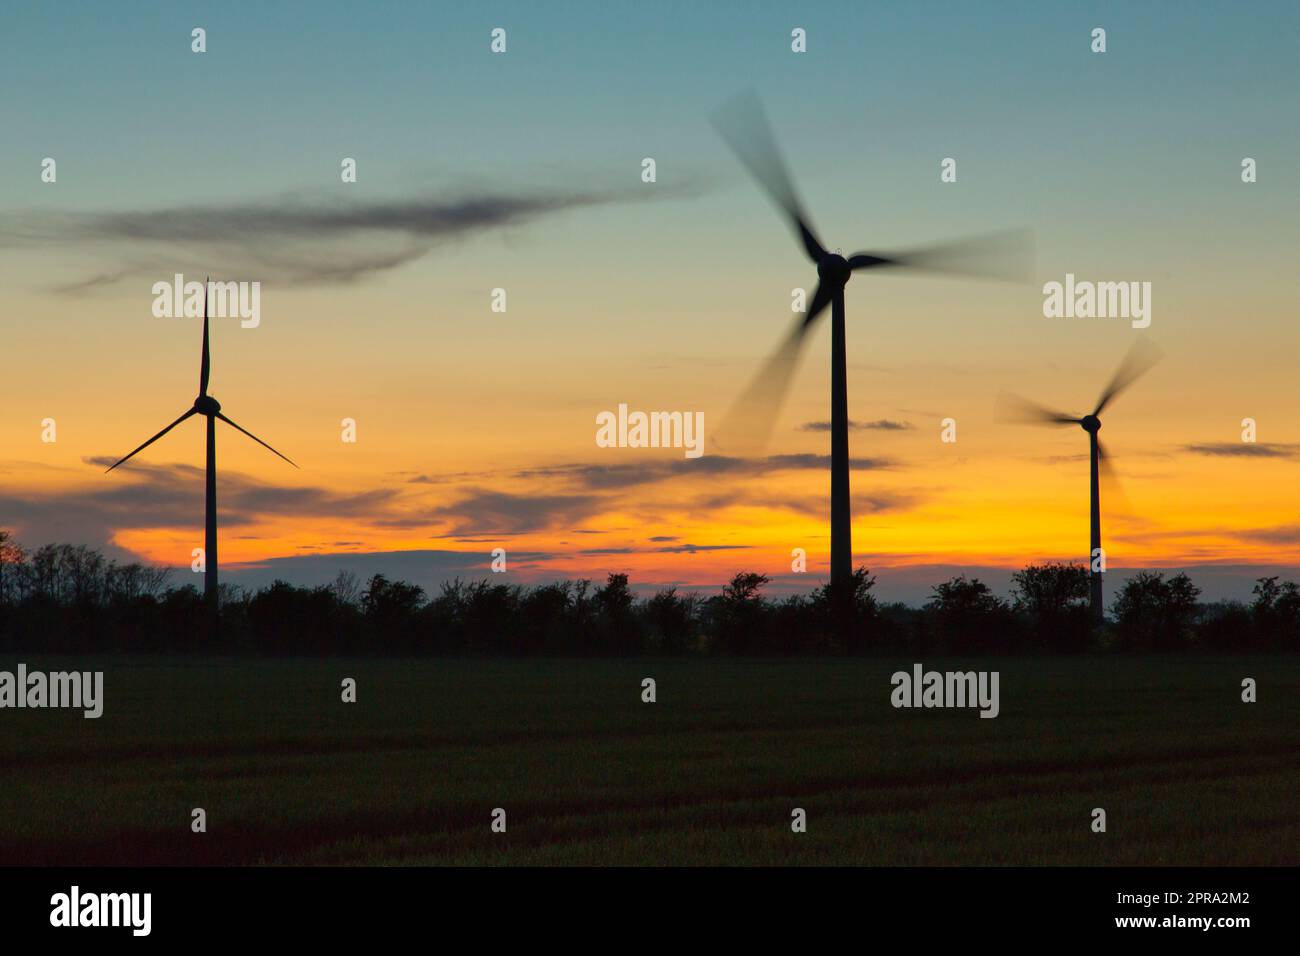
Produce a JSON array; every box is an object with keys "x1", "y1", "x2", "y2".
[
  {"x1": 715, "y1": 286, "x2": 832, "y2": 454},
  {"x1": 105, "y1": 408, "x2": 197, "y2": 472},
  {"x1": 1093, "y1": 337, "x2": 1163, "y2": 416},
  {"x1": 994, "y1": 391, "x2": 1080, "y2": 426},
  {"x1": 712, "y1": 90, "x2": 827, "y2": 262},
  {"x1": 1097, "y1": 439, "x2": 1133, "y2": 515},
  {"x1": 199, "y1": 277, "x2": 211, "y2": 396},
  {"x1": 798, "y1": 282, "x2": 833, "y2": 332},
  {"x1": 847, "y1": 229, "x2": 1034, "y2": 283},
  {"x1": 216, "y1": 412, "x2": 299, "y2": 468}
]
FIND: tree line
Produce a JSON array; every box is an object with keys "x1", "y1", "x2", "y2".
[{"x1": 0, "y1": 534, "x2": 1296, "y2": 655}]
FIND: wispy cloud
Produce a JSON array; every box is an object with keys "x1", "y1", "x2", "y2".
[
  {"x1": 1182, "y1": 443, "x2": 1300, "y2": 459},
  {"x1": 1119, "y1": 520, "x2": 1300, "y2": 548},
  {"x1": 411, "y1": 453, "x2": 912, "y2": 534},
  {"x1": 3, "y1": 188, "x2": 682, "y2": 290},
  {"x1": 801, "y1": 419, "x2": 913, "y2": 432},
  {"x1": 1230, "y1": 523, "x2": 1300, "y2": 545},
  {"x1": 0, "y1": 458, "x2": 401, "y2": 555},
  {"x1": 508, "y1": 453, "x2": 894, "y2": 492},
  {"x1": 688, "y1": 488, "x2": 921, "y2": 518},
  {"x1": 577, "y1": 542, "x2": 745, "y2": 556},
  {"x1": 1, "y1": 444, "x2": 919, "y2": 568},
  {"x1": 430, "y1": 490, "x2": 604, "y2": 535}
]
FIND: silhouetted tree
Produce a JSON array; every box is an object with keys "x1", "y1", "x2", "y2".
[
  {"x1": 1011, "y1": 562, "x2": 1091, "y2": 650},
  {"x1": 1110, "y1": 571, "x2": 1201, "y2": 650},
  {"x1": 361, "y1": 574, "x2": 427, "y2": 653},
  {"x1": 0, "y1": 530, "x2": 24, "y2": 606},
  {"x1": 106, "y1": 562, "x2": 172, "y2": 604},
  {"x1": 158, "y1": 584, "x2": 209, "y2": 653},
  {"x1": 459, "y1": 580, "x2": 522, "y2": 655},
  {"x1": 926, "y1": 576, "x2": 1016, "y2": 652},
  {"x1": 808, "y1": 566, "x2": 879, "y2": 652},
  {"x1": 643, "y1": 587, "x2": 699, "y2": 654},
  {"x1": 248, "y1": 580, "x2": 357, "y2": 655},
  {"x1": 330, "y1": 570, "x2": 362, "y2": 608},
  {"x1": 1250, "y1": 576, "x2": 1300, "y2": 648},
  {"x1": 594, "y1": 573, "x2": 639, "y2": 654},
  {"x1": 517, "y1": 581, "x2": 574, "y2": 655},
  {"x1": 1197, "y1": 599, "x2": 1253, "y2": 651},
  {"x1": 0, "y1": 533, "x2": 1294, "y2": 657},
  {"x1": 710, "y1": 572, "x2": 770, "y2": 654}
]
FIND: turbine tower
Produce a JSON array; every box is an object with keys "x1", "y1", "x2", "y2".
[
  {"x1": 712, "y1": 91, "x2": 1029, "y2": 632},
  {"x1": 998, "y1": 339, "x2": 1162, "y2": 623},
  {"x1": 107, "y1": 280, "x2": 297, "y2": 609}
]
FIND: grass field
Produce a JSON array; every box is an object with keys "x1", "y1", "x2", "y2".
[{"x1": 1, "y1": 655, "x2": 1296, "y2": 865}]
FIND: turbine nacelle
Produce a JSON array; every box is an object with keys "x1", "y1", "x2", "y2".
[
  {"x1": 194, "y1": 395, "x2": 222, "y2": 416},
  {"x1": 1080, "y1": 414, "x2": 1101, "y2": 434},
  {"x1": 817, "y1": 253, "x2": 851, "y2": 286}
]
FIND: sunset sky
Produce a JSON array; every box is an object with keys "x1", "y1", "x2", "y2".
[{"x1": 2, "y1": 1, "x2": 1298, "y2": 602}]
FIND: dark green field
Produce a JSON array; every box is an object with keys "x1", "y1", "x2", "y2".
[{"x1": 1, "y1": 656, "x2": 1296, "y2": 865}]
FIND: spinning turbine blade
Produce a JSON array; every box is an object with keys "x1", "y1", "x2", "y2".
[
  {"x1": 800, "y1": 281, "x2": 833, "y2": 330},
  {"x1": 994, "y1": 391, "x2": 1080, "y2": 425},
  {"x1": 216, "y1": 412, "x2": 298, "y2": 468},
  {"x1": 717, "y1": 284, "x2": 832, "y2": 453},
  {"x1": 1096, "y1": 439, "x2": 1133, "y2": 515},
  {"x1": 848, "y1": 229, "x2": 1035, "y2": 283},
  {"x1": 104, "y1": 408, "x2": 197, "y2": 472},
  {"x1": 199, "y1": 277, "x2": 211, "y2": 396},
  {"x1": 712, "y1": 90, "x2": 826, "y2": 262},
  {"x1": 1093, "y1": 337, "x2": 1162, "y2": 416}
]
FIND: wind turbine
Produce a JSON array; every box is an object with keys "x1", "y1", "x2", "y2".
[
  {"x1": 711, "y1": 91, "x2": 1029, "y2": 629},
  {"x1": 106, "y1": 280, "x2": 297, "y2": 610},
  {"x1": 997, "y1": 338, "x2": 1162, "y2": 624}
]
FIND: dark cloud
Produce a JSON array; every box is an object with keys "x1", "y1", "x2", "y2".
[
  {"x1": 430, "y1": 490, "x2": 603, "y2": 535},
  {"x1": 1182, "y1": 443, "x2": 1299, "y2": 459},
  {"x1": 578, "y1": 542, "x2": 744, "y2": 556},
  {"x1": 1231, "y1": 524, "x2": 1300, "y2": 545},
  {"x1": 801, "y1": 419, "x2": 913, "y2": 432},
  {"x1": 511, "y1": 453, "x2": 892, "y2": 492},
  {"x1": 367, "y1": 516, "x2": 441, "y2": 529},
  {"x1": 82, "y1": 456, "x2": 397, "y2": 517},
  {"x1": 420, "y1": 454, "x2": 906, "y2": 534},
  {"x1": 1114, "y1": 520, "x2": 1300, "y2": 549},
  {"x1": 0, "y1": 458, "x2": 401, "y2": 554},
  {"x1": 765, "y1": 454, "x2": 891, "y2": 471},
  {"x1": 687, "y1": 488, "x2": 920, "y2": 518},
  {"x1": 26, "y1": 196, "x2": 605, "y2": 242},
  {"x1": 2, "y1": 443, "x2": 909, "y2": 571},
  {"x1": 4, "y1": 188, "x2": 679, "y2": 289},
  {"x1": 653, "y1": 542, "x2": 746, "y2": 554}
]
